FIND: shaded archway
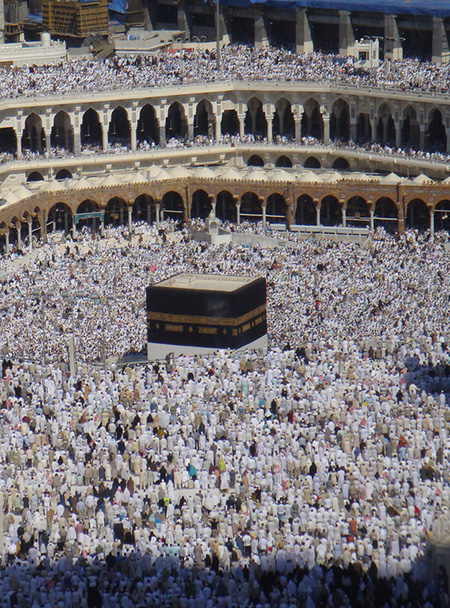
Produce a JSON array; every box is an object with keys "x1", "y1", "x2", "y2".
[
  {"x1": 161, "y1": 191, "x2": 185, "y2": 221},
  {"x1": 275, "y1": 156, "x2": 292, "y2": 168},
  {"x1": 216, "y1": 190, "x2": 237, "y2": 223},
  {"x1": 48, "y1": 202, "x2": 73, "y2": 233},
  {"x1": 376, "y1": 103, "x2": 396, "y2": 145},
  {"x1": 401, "y1": 106, "x2": 420, "y2": 149},
  {"x1": 23, "y1": 211, "x2": 41, "y2": 242},
  {"x1": 105, "y1": 197, "x2": 127, "y2": 226},
  {"x1": 406, "y1": 199, "x2": 430, "y2": 230},
  {"x1": 81, "y1": 109, "x2": 102, "y2": 148},
  {"x1": 191, "y1": 190, "x2": 212, "y2": 219},
  {"x1": 76, "y1": 199, "x2": 101, "y2": 231},
  {"x1": 108, "y1": 107, "x2": 131, "y2": 148},
  {"x1": 320, "y1": 195, "x2": 341, "y2": 226},
  {"x1": 50, "y1": 110, "x2": 73, "y2": 152},
  {"x1": 133, "y1": 194, "x2": 155, "y2": 224},
  {"x1": 0, "y1": 128, "x2": 17, "y2": 155},
  {"x1": 273, "y1": 98, "x2": 295, "y2": 139},
  {"x1": 346, "y1": 196, "x2": 370, "y2": 227},
  {"x1": 244, "y1": 97, "x2": 267, "y2": 139},
  {"x1": 356, "y1": 113, "x2": 370, "y2": 143},
  {"x1": 434, "y1": 200, "x2": 450, "y2": 232},
  {"x1": 426, "y1": 108, "x2": 446, "y2": 152},
  {"x1": 332, "y1": 157, "x2": 350, "y2": 170},
  {"x1": 248, "y1": 155, "x2": 264, "y2": 167},
  {"x1": 21, "y1": 113, "x2": 46, "y2": 153},
  {"x1": 304, "y1": 156, "x2": 321, "y2": 169},
  {"x1": 26, "y1": 171, "x2": 44, "y2": 182},
  {"x1": 330, "y1": 99, "x2": 350, "y2": 142},
  {"x1": 295, "y1": 194, "x2": 317, "y2": 225},
  {"x1": 241, "y1": 192, "x2": 262, "y2": 222},
  {"x1": 194, "y1": 100, "x2": 214, "y2": 139},
  {"x1": 266, "y1": 193, "x2": 287, "y2": 225},
  {"x1": 301, "y1": 99, "x2": 324, "y2": 140},
  {"x1": 221, "y1": 110, "x2": 239, "y2": 137},
  {"x1": 374, "y1": 197, "x2": 398, "y2": 232},
  {"x1": 55, "y1": 169, "x2": 73, "y2": 181},
  {"x1": 137, "y1": 104, "x2": 159, "y2": 146},
  {"x1": 166, "y1": 102, "x2": 188, "y2": 140}
]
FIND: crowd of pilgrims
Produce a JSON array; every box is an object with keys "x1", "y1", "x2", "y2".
[
  {"x1": 0, "y1": 221, "x2": 448, "y2": 607},
  {"x1": 1, "y1": 45, "x2": 450, "y2": 102}
]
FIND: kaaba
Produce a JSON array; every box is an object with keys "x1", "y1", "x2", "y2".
[{"x1": 147, "y1": 273, "x2": 267, "y2": 359}]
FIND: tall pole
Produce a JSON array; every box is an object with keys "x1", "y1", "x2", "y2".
[{"x1": 216, "y1": 0, "x2": 221, "y2": 72}]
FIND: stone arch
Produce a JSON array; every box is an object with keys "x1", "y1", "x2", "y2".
[
  {"x1": 330, "y1": 98, "x2": 350, "y2": 142},
  {"x1": 376, "y1": 102, "x2": 396, "y2": 145},
  {"x1": 401, "y1": 106, "x2": 420, "y2": 149},
  {"x1": 273, "y1": 97, "x2": 295, "y2": 139},
  {"x1": 346, "y1": 196, "x2": 370, "y2": 227},
  {"x1": 426, "y1": 108, "x2": 446, "y2": 152},
  {"x1": 406, "y1": 198, "x2": 430, "y2": 230},
  {"x1": 244, "y1": 97, "x2": 267, "y2": 139},
  {"x1": 26, "y1": 171, "x2": 44, "y2": 182},
  {"x1": 81, "y1": 108, "x2": 102, "y2": 148},
  {"x1": 221, "y1": 110, "x2": 240, "y2": 136},
  {"x1": 9, "y1": 215, "x2": 21, "y2": 247},
  {"x1": 332, "y1": 157, "x2": 350, "y2": 170},
  {"x1": 194, "y1": 99, "x2": 214, "y2": 139},
  {"x1": 248, "y1": 154, "x2": 264, "y2": 167},
  {"x1": 216, "y1": 190, "x2": 237, "y2": 223},
  {"x1": 137, "y1": 104, "x2": 159, "y2": 146},
  {"x1": 166, "y1": 102, "x2": 188, "y2": 140},
  {"x1": 301, "y1": 98, "x2": 323, "y2": 140},
  {"x1": 22, "y1": 113, "x2": 46, "y2": 153},
  {"x1": 108, "y1": 106, "x2": 131, "y2": 148},
  {"x1": 50, "y1": 110, "x2": 73, "y2": 152},
  {"x1": 48, "y1": 202, "x2": 73, "y2": 233},
  {"x1": 161, "y1": 191, "x2": 185, "y2": 221},
  {"x1": 304, "y1": 156, "x2": 321, "y2": 169},
  {"x1": 320, "y1": 195, "x2": 341, "y2": 226},
  {"x1": 295, "y1": 194, "x2": 317, "y2": 225},
  {"x1": 192, "y1": 189, "x2": 212, "y2": 219},
  {"x1": 76, "y1": 199, "x2": 101, "y2": 231},
  {"x1": 105, "y1": 197, "x2": 128, "y2": 226},
  {"x1": 434, "y1": 200, "x2": 450, "y2": 232},
  {"x1": 374, "y1": 197, "x2": 398, "y2": 232},
  {"x1": 133, "y1": 194, "x2": 155, "y2": 224},
  {"x1": 356, "y1": 112, "x2": 370, "y2": 143},
  {"x1": 0, "y1": 128, "x2": 17, "y2": 155},
  {"x1": 23, "y1": 210, "x2": 41, "y2": 241},
  {"x1": 275, "y1": 155, "x2": 292, "y2": 168},
  {"x1": 241, "y1": 192, "x2": 262, "y2": 222},
  {"x1": 55, "y1": 169, "x2": 73, "y2": 181},
  {"x1": 266, "y1": 193, "x2": 287, "y2": 224}
]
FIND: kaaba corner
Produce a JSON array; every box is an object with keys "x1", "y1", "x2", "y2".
[{"x1": 146, "y1": 273, "x2": 268, "y2": 360}]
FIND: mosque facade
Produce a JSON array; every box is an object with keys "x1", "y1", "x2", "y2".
[{"x1": 0, "y1": 78, "x2": 450, "y2": 247}]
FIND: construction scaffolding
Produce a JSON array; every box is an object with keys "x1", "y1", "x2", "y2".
[{"x1": 42, "y1": 0, "x2": 109, "y2": 38}]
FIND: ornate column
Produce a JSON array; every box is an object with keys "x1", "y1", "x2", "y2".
[
  {"x1": 102, "y1": 104, "x2": 110, "y2": 152},
  {"x1": 15, "y1": 219, "x2": 22, "y2": 251},
  {"x1": 27, "y1": 218, "x2": 33, "y2": 249},
  {"x1": 73, "y1": 106, "x2": 81, "y2": 156},
  {"x1": 4, "y1": 229, "x2": 9, "y2": 255}
]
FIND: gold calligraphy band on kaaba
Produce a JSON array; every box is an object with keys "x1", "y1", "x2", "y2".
[{"x1": 147, "y1": 303, "x2": 267, "y2": 327}]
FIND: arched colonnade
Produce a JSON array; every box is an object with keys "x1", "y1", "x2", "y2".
[
  {"x1": 2, "y1": 94, "x2": 449, "y2": 160},
  {"x1": 1, "y1": 181, "x2": 449, "y2": 253}
]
